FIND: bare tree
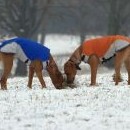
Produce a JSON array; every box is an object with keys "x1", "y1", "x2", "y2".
[
  {"x1": 0, "y1": 0, "x2": 52, "y2": 37},
  {"x1": 96, "y1": 0, "x2": 130, "y2": 35},
  {"x1": 47, "y1": 0, "x2": 90, "y2": 44},
  {"x1": 107, "y1": 0, "x2": 130, "y2": 35},
  {"x1": 0, "y1": 0, "x2": 52, "y2": 76}
]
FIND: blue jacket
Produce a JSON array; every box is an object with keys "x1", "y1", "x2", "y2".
[{"x1": 0, "y1": 37, "x2": 50, "y2": 61}]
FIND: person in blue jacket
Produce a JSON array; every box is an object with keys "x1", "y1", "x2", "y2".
[{"x1": 0, "y1": 37, "x2": 64, "y2": 90}]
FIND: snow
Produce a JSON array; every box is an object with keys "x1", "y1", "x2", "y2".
[
  {"x1": 44, "y1": 34, "x2": 101, "y2": 55},
  {"x1": 0, "y1": 34, "x2": 130, "y2": 130},
  {"x1": 44, "y1": 34, "x2": 80, "y2": 55},
  {"x1": 0, "y1": 72, "x2": 130, "y2": 130}
]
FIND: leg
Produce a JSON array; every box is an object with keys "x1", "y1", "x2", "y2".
[
  {"x1": 114, "y1": 52, "x2": 124, "y2": 85},
  {"x1": 1, "y1": 53, "x2": 14, "y2": 90},
  {"x1": 32, "y1": 61, "x2": 46, "y2": 88},
  {"x1": 112, "y1": 73, "x2": 122, "y2": 82},
  {"x1": 88, "y1": 55, "x2": 99, "y2": 86},
  {"x1": 124, "y1": 57, "x2": 130, "y2": 85},
  {"x1": 35, "y1": 71, "x2": 46, "y2": 88},
  {"x1": 27, "y1": 66, "x2": 35, "y2": 89}
]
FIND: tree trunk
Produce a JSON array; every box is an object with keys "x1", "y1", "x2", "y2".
[
  {"x1": 15, "y1": 60, "x2": 27, "y2": 76},
  {"x1": 80, "y1": 32, "x2": 86, "y2": 44},
  {"x1": 107, "y1": 0, "x2": 120, "y2": 35}
]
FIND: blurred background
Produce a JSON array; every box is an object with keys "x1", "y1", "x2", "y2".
[{"x1": 0, "y1": 0, "x2": 130, "y2": 76}]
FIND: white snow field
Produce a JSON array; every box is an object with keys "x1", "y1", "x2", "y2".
[
  {"x1": 0, "y1": 71, "x2": 130, "y2": 130},
  {"x1": 0, "y1": 34, "x2": 130, "y2": 130}
]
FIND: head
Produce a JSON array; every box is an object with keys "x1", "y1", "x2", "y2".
[
  {"x1": 46, "y1": 56, "x2": 64, "y2": 89},
  {"x1": 64, "y1": 60, "x2": 81, "y2": 86}
]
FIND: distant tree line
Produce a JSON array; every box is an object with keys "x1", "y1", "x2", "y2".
[
  {"x1": 0, "y1": 0, "x2": 130, "y2": 75},
  {"x1": 0, "y1": 0, "x2": 130, "y2": 40}
]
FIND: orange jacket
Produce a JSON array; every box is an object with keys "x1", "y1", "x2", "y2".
[{"x1": 82, "y1": 35, "x2": 130, "y2": 58}]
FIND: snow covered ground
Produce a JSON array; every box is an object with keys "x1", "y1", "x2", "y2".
[
  {"x1": 0, "y1": 71, "x2": 130, "y2": 130},
  {"x1": 0, "y1": 34, "x2": 130, "y2": 130}
]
